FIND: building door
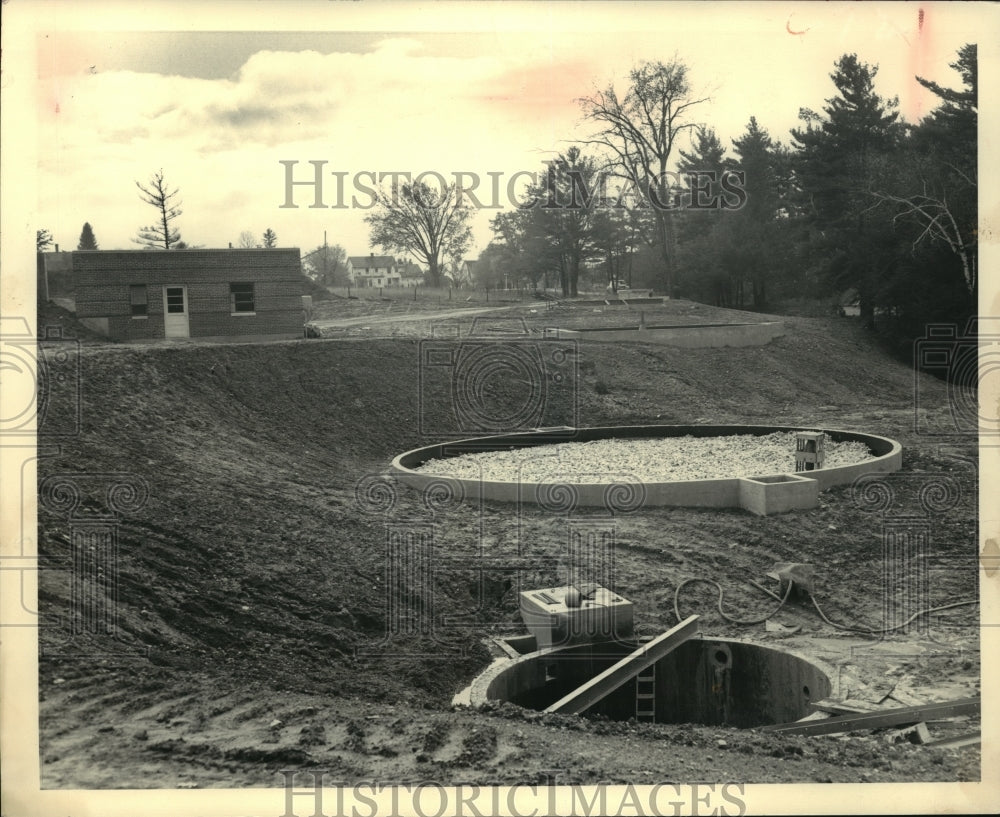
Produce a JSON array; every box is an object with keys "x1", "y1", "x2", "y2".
[{"x1": 163, "y1": 285, "x2": 190, "y2": 338}]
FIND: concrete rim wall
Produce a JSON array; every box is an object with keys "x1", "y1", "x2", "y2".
[
  {"x1": 542, "y1": 321, "x2": 785, "y2": 348},
  {"x1": 390, "y1": 425, "x2": 902, "y2": 512},
  {"x1": 469, "y1": 636, "x2": 835, "y2": 726}
]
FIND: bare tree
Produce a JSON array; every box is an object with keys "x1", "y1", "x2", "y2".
[
  {"x1": 365, "y1": 181, "x2": 473, "y2": 287},
  {"x1": 238, "y1": 230, "x2": 258, "y2": 249},
  {"x1": 133, "y1": 170, "x2": 183, "y2": 249},
  {"x1": 868, "y1": 182, "x2": 975, "y2": 297},
  {"x1": 302, "y1": 243, "x2": 348, "y2": 287},
  {"x1": 579, "y1": 58, "x2": 709, "y2": 296},
  {"x1": 866, "y1": 45, "x2": 977, "y2": 299}
]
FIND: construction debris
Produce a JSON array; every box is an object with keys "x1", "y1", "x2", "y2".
[
  {"x1": 760, "y1": 697, "x2": 980, "y2": 737},
  {"x1": 922, "y1": 731, "x2": 981, "y2": 750},
  {"x1": 883, "y1": 722, "x2": 931, "y2": 745}
]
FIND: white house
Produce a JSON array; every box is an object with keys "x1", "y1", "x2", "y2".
[
  {"x1": 347, "y1": 253, "x2": 400, "y2": 288},
  {"x1": 399, "y1": 262, "x2": 425, "y2": 288}
]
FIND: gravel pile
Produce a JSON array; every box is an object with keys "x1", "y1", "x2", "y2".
[{"x1": 413, "y1": 432, "x2": 874, "y2": 482}]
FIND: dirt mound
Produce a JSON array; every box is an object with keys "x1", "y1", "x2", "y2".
[
  {"x1": 38, "y1": 299, "x2": 110, "y2": 343},
  {"x1": 36, "y1": 312, "x2": 979, "y2": 786}
]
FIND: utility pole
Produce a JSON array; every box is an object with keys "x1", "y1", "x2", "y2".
[{"x1": 323, "y1": 230, "x2": 328, "y2": 285}]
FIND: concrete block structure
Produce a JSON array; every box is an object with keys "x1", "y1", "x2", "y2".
[
  {"x1": 738, "y1": 473, "x2": 819, "y2": 515},
  {"x1": 794, "y1": 431, "x2": 826, "y2": 472},
  {"x1": 519, "y1": 585, "x2": 634, "y2": 650},
  {"x1": 66, "y1": 249, "x2": 304, "y2": 342}
]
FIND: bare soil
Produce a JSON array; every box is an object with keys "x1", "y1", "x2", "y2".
[{"x1": 36, "y1": 299, "x2": 980, "y2": 788}]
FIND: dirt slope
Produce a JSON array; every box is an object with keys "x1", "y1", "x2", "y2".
[{"x1": 36, "y1": 307, "x2": 980, "y2": 787}]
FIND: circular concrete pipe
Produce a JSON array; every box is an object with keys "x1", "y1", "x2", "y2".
[{"x1": 470, "y1": 637, "x2": 833, "y2": 728}]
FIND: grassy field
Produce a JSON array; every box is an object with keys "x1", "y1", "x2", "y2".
[{"x1": 36, "y1": 298, "x2": 980, "y2": 787}]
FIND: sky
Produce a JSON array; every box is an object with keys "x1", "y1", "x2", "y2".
[{"x1": 24, "y1": 1, "x2": 992, "y2": 264}]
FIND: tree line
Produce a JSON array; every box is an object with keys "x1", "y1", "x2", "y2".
[
  {"x1": 38, "y1": 45, "x2": 976, "y2": 359},
  {"x1": 468, "y1": 46, "x2": 976, "y2": 356}
]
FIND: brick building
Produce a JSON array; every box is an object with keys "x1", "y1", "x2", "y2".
[{"x1": 65, "y1": 249, "x2": 305, "y2": 341}]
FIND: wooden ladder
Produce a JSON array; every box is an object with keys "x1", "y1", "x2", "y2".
[{"x1": 635, "y1": 664, "x2": 656, "y2": 722}]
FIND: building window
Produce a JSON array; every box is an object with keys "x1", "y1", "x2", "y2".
[
  {"x1": 165, "y1": 287, "x2": 185, "y2": 313},
  {"x1": 230, "y1": 283, "x2": 255, "y2": 314},
  {"x1": 130, "y1": 285, "x2": 148, "y2": 317}
]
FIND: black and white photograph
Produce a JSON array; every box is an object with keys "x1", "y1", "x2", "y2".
[{"x1": 2, "y1": 1, "x2": 997, "y2": 814}]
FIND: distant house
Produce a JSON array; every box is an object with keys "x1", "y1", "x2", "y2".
[
  {"x1": 399, "y1": 262, "x2": 425, "y2": 288},
  {"x1": 50, "y1": 248, "x2": 305, "y2": 342},
  {"x1": 839, "y1": 287, "x2": 861, "y2": 317},
  {"x1": 347, "y1": 253, "x2": 400, "y2": 288}
]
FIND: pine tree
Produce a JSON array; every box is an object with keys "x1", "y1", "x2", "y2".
[
  {"x1": 77, "y1": 222, "x2": 99, "y2": 250},
  {"x1": 133, "y1": 170, "x2": 183, "y2": 250},
  {"x1": 908, "y1": 43, "x2": 977, "y2": 298},
  {"x1": 673, "y1": 127, "x2": 731, "y2": 303},
  {"x1": 726, "y1": 117, "x2": 788, "y2": 308},
  {"x1": 863, "y1": 43, "x2": 977, "y2": 339},
  {"x1": 791, "y1": 54, "x2": 902, "y2": 326},
  {"x1": 262, "y1": 228, "x2": 278, "y2": 248}
]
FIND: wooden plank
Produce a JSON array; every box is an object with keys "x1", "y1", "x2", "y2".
[
  {"x1": 811, "y1": 699, "x2": 876, "y2": 715},
  {"x1": 883, "y1": 688, "x2": 924, "y2": 707},
  {"x1": 923, "y1": 731, "x2": 981, "y2": 750},
  {"x1": 760, "y1": 697, "x2": 980, "y2": 736},
  {"x1": 544, "y1": 616, "x2": 700, "y2": 715}
]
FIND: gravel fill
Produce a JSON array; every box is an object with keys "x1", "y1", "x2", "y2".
[{"x1": 413, "y1": 432, "x2": 875, "y2": 482}]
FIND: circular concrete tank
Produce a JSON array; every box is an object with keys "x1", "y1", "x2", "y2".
[
  {"x1": 470, "y1": 638, "x2": 833, "y2": 728},
  {"x1": 390, "y1": 425, "x2": 902, "y2": 513}
]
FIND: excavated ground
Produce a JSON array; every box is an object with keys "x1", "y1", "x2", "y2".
[{"x1": 35, "y1": 298, "x2": 980, "y2": 788}]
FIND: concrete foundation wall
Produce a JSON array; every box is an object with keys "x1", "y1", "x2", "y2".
[{"x1": 545, "y1": 321, "x2": 785, "y2": 348}]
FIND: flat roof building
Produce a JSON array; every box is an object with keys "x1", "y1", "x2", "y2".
[{"x1": 46, "y1": 248, "x2": 306, "y2": 342}]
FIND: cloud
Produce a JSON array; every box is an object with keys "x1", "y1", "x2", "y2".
[{"x1": 34, "y1": 14, "x2": 980, "y2": 256}]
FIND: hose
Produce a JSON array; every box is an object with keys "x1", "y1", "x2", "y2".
[
  {"x1": 808, "y1": 594, "x2": 979, "y2": 635},
  {"x1": 673, "y1": 576, "x2": 794, "y2": 626},
  {"x1": 672, "y1": 574, "x2": 979, "y2": 634}
]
